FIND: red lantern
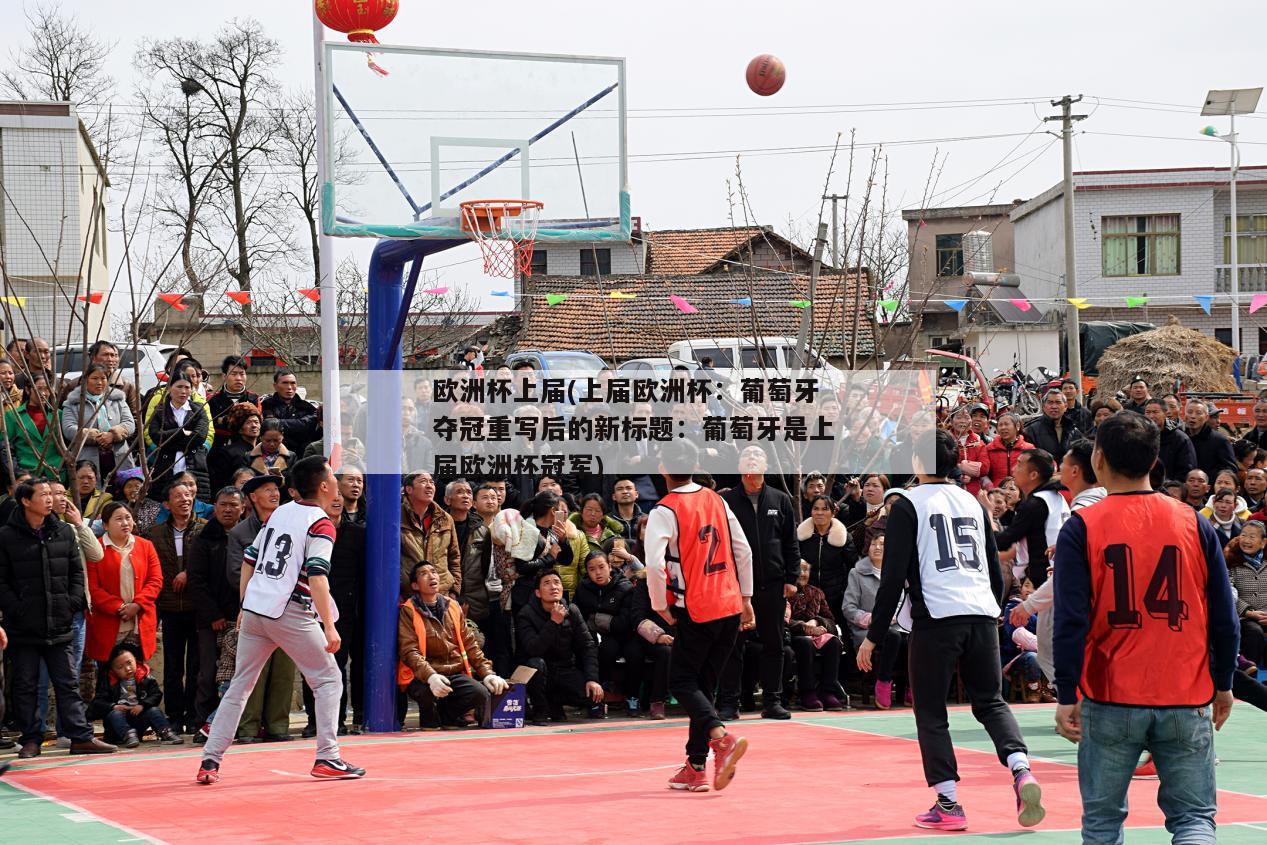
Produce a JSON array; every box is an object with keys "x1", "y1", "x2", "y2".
[{"x1": 315, "y1": 0, "x2": 399, "y2": 44}]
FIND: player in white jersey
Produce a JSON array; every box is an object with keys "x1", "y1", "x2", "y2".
[
  {"x1": 858, "y1": 429, "x2": 1044, "y2": 832},
  {"x1": 196, "y1": 457, "x2": 363, "y2": 784}
]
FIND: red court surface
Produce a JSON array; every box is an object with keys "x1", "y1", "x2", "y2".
[{"x1": 7, "y1": 716, "x2": 1267, "y2": 845}]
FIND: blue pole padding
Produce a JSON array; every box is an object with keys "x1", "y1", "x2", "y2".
[{"x1": 362, "y1": 238, "x2": 462, "y2": 732}]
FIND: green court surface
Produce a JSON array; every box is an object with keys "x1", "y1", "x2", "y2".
[{"x1": 1, "y1": 704, "x2": 1264, "y2": 844}]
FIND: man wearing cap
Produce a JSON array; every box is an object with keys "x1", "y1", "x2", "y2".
[
  {"x1": 1184, "y1": 399, "x2": 1237, "y2": 482},
  {"x1": 968, "y1": 403, "x2": 995, "y2": 446},
  {"x1": 1121, "y1": 377, "x2": 1151, "y2": 415}
]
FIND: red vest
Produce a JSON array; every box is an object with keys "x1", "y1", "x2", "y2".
[
  {"x1": 659, "y1": 488, "x2": 742, "y2": 623},
  {"x1": 1078, "y1": 492, "x2": 1213, "y2": 707}
]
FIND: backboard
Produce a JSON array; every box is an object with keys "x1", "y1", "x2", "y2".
[{"x1": 321, "y1": 43, "x2": 629, "y2": 243}]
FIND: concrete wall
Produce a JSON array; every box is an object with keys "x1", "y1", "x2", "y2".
[
  {"x1": 532, "y1": 238, "x2": 645, "y2": 276},
  {"x1": 964, "y1": 326, "x2": 1061, "y2": 376}
]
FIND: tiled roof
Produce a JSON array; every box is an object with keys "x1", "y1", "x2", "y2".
[
  {"x1": 514, "y1": 272, "x2": 873, "y2": 361},
  {"x1": 644, "y1": 227, "x2": 776, "y2": 275}
]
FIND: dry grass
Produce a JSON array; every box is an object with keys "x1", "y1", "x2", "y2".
[{"x1": 1097, "y1": 316, "x2": 1238, "y2": 396}]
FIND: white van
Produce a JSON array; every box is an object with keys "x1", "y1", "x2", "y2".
[{"x1": 666, "y1": 336, "x2": 843, "y2": 388}]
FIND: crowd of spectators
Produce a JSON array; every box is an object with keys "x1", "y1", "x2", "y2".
[{"x1": 3, "y1": 343, "x2": 1266, "y2": 760}]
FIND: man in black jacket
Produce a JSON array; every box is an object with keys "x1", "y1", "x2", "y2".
[
  {"x1": 207, "y1": 356, "x2": 260, "y2": 445},
  {"x1": 1023, "y1": 390, "x2": 1080, "y2": 464},
  {"x1": 1184, "y1": 399, "x2": 1237, "y2": 482},
  {"x1": 0, "y1": 479, "x2": 116, "y2": 758},
  {"x1": 1120, "y1": 376, "x2": 1151, "y2": 415},
  {"x1": 186, "y1": 486, "x2": 244, "y2": 729},
  {"x1": 1241, "y1": 399, "x2": 1267, "y2": 450},
  {"x1": 1060, "y1": 380, "x2": 1093, "y2": 433},
  {"x1": 516, "y1": 568, "x2": 603, "y2": 723},
  {"x1": 995, "y1": 450, "x2": 1066, "y2": 588},
  {"x1": 1144, "y1": 400, "x2": 1197, "y2": 483},
  {"x1": 719, "y1": 446, "x2": 801, "y2": 720},
  {"x1": 261, "y1": 368, "x2": 321, "y2": 456}
]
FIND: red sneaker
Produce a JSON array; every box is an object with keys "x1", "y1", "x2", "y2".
[
  {"x1": 668, "y1": 764, "x2": 709, "y2": 791},
  {"x1": 196, "y1": 759, "x2": 220, "y2": 785},
  {"x1": 1133, "y1": 754, "x2": 1157, "y2": 779},
  {"x1": 311, "y1": 758, "x2": 366, "y2": 780},
  {"x1": 709, "y1": 732, "x2": 748, "y2": 791}
]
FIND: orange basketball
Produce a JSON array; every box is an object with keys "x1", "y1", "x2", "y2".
[{"x1": 746, "y1": 54, "x2": 785, "y2": 96}]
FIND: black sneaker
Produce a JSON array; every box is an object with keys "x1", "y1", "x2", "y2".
[
  {"x1": 311, "y1": 758, "x2": 366, "y2": 779},
  {"x1": 301, "y1": 724, "x2": 317, "y2": 739},
  {"x1": 761, "y1": 703, "x2": 792, "y2": 720},
  {"x1": 587, "y1": 702, "x2": 607, "y2": 720},
  {"x1": 717, "y1": 706, "x2": 739, "y2": 721}
]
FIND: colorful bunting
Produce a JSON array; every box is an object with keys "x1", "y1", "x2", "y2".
[
  {"x1": 0, "y1": 296, "x2": 26, "y2": 308},
  {"x1": 1193, "y1": 295, "x2": 1213, "y2": 315},
  {"x1": 730, "y1": 297, "x2": 752, "y2": 306},
  {"x1": 789, "y1": 300, "x2": 812, "y2": 309},
  {"x1": 422, "y1": 287, "x2": 448, "y2": 295},
  {"x1": 1125, "y1": 296, "x2": 1148, "y2": 307},
  {"x1": 609, "y1": 291, "x2": 637, "y2": 300},
  {"x1": 1067, "y1": 297, "x2": 1089, "y2": 310},
  {"x1": 77, "y1": 292, "x2": 104, "y2": 304},
  {"x1": 670, "y1": 295, "x2": 698, "y2": 314},
  {"x1": 546, "y1": 293, "x2": 568, "y2": 306},
  {"x1": 157, "y1": 293, "x2": 186, "y2": 311},
  {"x1": 1251, "y1": 294, "x2": 1267, "y2": 314},
  {"x1": 490, "y1": 290, "x2": 512, "y2": 297},
  {"x1": 298, "y1": 288, "x2": 320, "y2": 303},
  {"x1": 944, "y1": 298, "x2": 967, "y2": 312},
  {"x1": 879, "y1": 300, "x2": 899, "y2": 313},
  {"x1": 224, "y1": 291, "x2": 251, "y2": 306},
  {"x1": 1009, "y1": 298, "x2": 1031, "y2": 313}
]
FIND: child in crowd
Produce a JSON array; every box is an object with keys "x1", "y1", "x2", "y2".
[{"x1": 89, "y1": 642, "x2": 183, "y2": 748}]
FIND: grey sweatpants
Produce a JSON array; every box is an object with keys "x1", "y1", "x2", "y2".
[{"x1": 202, "y1": 604, "x2": 343, "y2": 765}]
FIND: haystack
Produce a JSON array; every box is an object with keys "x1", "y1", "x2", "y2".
[{"x1": 1096, "y1": 316, "x2": 1238, "y2": 396}]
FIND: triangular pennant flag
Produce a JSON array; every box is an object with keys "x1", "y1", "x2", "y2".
[
  {"x1": 545, "y1": 293, "x2": 568, "y2": 306},
  {"x1": 1125, "y1": 296, "x2": 1148, "y2": 307},
  {"x1": 610, "y1": 290, "x2": 636, "y2": 300},
  {"x1": 1193, "y1": 295, "x2": 1214, "y2": 315},
  {"x1": 298, "y1": 288, "x2": 320, "y2": 303},
  {"x1": 1251, "y1": 294, "x2": 1267, "y2": 314},
  {"x1": 224, "y1": 291, "x2": 251, "y2": 306},
  {"x1": 77, "y1": 292, "x2": 104, "y2": 304},
  {"x1": 1009, "y1": 297, "x2": 1031, "y2": 313},
  {"x1": 670, "y1": 294, "x2": 698, "y2": 314},
  {"x1": 422, "y1": 287, "x2": 448, "y2": 295},
  {"x1": 1067, "y1": 297, "x2": 1090, "y2": 310},
  {"x1": 490, "y1": 290, "x2": 512, "y2": 297},
  {"x1": 157, "y1": 293, "x2": 186, "y2": 311},
  {"x1": 789, "y1": 300, "x2": 812, "y2": 309},
  {"x1": 944, "y1": 298, "x2": 967, "y2": 312},
  {"x1": 879, "y1": 300, "x2": 899, "y2": 313},
  {"x1": 729, "y1": 297, "x2": 752, "y2": 307},
  {"x1": 0, "y1": 296, "x2": 26, "y2": 308}
]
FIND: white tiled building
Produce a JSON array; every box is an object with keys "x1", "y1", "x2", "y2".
[
  {"x1": 0, "y1": 101, "x2": 110, "y2": 345},
  {"x1": 1011, "y1": 165, "x2": 1267, "y2": 351}
]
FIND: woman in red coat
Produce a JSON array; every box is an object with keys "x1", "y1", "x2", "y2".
[
  {"x1": 86, "y1": 501, "x2": 164, "y2": 663},
  {"x1": 948, "y1": 407, "x2": 988, "y2": 495},
  {"x1": 983, "y1": 412, "x2": 1033, "y2": 489}
]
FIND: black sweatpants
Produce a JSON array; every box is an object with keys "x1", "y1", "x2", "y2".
[
  {"x1": 718, "y1": 585, "x2": 784, "y2": 707},
  {"x1": 405, "y1": 674, "x2": 492, "y2": 727},
  {"x1": 523, "y1": 659, "x2": 589, "y2": 717},
  {"x1": 1240, "y1": 619, "x2": 1265, "y2": 668},
  {"x1": 477, "y1": 603, "x2": 513, "y2": 679},
  {"x1": 716, "y1": 631, "x2": 762, "y2": 710},
  {"x1": 669, "y1": 609, "x2": 740, "y2": 767},
  {"x1": 789, "y1": 634, "x2": 844, "y2": 697},
  {"x1": 908, "y1": 619, "x2": 1027, "y2": 786},
  {"x1": 194, "y1": 627, "x2": 221, "y2": 725},
  {"x1": 8, "y1": 641, "x2": 93, "y2": 746},
  {"x1": 597, "y1": 633, "x2": 645, "y2": 698},
  {"x1": 159, "y1": 610, "x2": 199, "y2": 731}
]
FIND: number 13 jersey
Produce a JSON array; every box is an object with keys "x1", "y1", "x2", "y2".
[
  {"x1": 893, "y1": 484, "x2": 1001, "y2": 621},
  {"x1": 1078, "y1": 492, "x2": 1211, "y2": 706},
  {"x1": 242, "y1": 501, "x2": 338, "y2": 621}
]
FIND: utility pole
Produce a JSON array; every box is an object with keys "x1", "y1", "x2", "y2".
[
  {"x1": 823, "y1": 193, "x2": 847, "y2": 269},
  {"x1": 1046, "y1": 95, "x2": 1088, "y2": 399},
  {"x1": 795, "y1": 221, "x2": 829, "y2": 371}
]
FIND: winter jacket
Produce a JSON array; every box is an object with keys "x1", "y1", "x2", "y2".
[
  {"x1": 142, "y1": 387, "x2": 214, "y2": 452},
  {"x1": 842, "y1": 558, "x2": 901, "y2": 649},
  {"x1": 1157, "y1": 424, "x2": 1198, "y2": 483},
  {"x1": 247, "y1": 442, "x2": 294, "y2": 479},
  {"x1": 954, "y1": 431, "x2": 988, "y2": 495},
  {"x1": 609, "y1": 503, "x2": 645, "y2": 542},
  {"x1": 514, "y1": 598, "x2": 600, "y2": 681},
  {"x1": 1225, "y1": 538, "x2": 1267, "y2": 618},
  {"x1": 86, "y1": 535, "x2": 163, "y2": 661},
  {"x1": 185, "y1": 518, "x2": 238, "y2": 629},
  {"x1": 5, "y1": 403, "x2": 65, "y2": 480},
  {"x1": 983, "y1": 435, "x2": 1034, "y2": 488},
  {"x1": 226, "y1": 511, "x2": 265, "y2": 588},
  {"x1": 146, "y1": 516, "x2": 206, "y2": 614},
  {"x1": 1188, "y1": 424, "x2": 1238, "y2": 482},
  {"x1": 721, "y1": 483, "x2": 800, "y2": 588},
  {"x1": 1023, "y1": 415, "x2": 1081, "y2": 463},
  {"x1": 455, "y1": 515, "x2": 492, "y2": 621},
  {"x1": 207, "y1": 388, "x2": 260, "y2": 444},
  {"x1": 59, "y1": 371, "x2": 141, "y2": 417},
  {"x1": 399, "y1": 500, "x2": 462, "y2": 596},
  {"x1": 207, "y1": 437, "x2": 255, "y2": 495},
  {"x1": 87, "y1": 669, "x2": 164, "y2": 721},
  {"x1": 60, "y1": 386, "x2": 136, "y2": 480},
  {"x1": 568, "y1": 512, "x2": 623, "y2": 554},
  {"x1": 329, "y1": 512, "x2": 365, "y2": 624},
  {"x1": 260, "y1": 392, "x2": 321, "y2": 456},
  {"x1": 146, "y1": 396, "x2": 212, "y2": 501},
  {"x1": 574, "y1": 569, "x2": 635, "y2": 639},
  {"x1": 552, "y1": 519, "x2": 590, "y2": 596},
  {"x1": 0, "y1": 508, "x2": 86, "y2": 645},
  {"x1": 621, "y1": 574, "x2": 676, "y2": 643},
  {"x1": 787, "y1": 582, "x2": 837, "y2": 634},
  {"x1": 797, "y1": 517, "x2": 857, "y2": 610},
  {"x1": 397, "y1": 593, "x2": 493, "y2": 682}
]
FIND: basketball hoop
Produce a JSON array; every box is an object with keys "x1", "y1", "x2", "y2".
[{"x1": 460, "y1": 200, "x2": 544, "y2": 279}]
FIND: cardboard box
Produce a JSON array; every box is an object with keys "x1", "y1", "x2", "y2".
[{"x1": 486, "y1": 664, "x2": 536, "y2": 729}]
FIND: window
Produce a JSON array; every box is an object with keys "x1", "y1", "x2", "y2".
[
  {"x1": 1102, "y1": 214, "x2": 1180, "y2": 276},
  {"x1": 579, "y1": 247, "x2": 610, "y2": 276},
  {"x1": 1215, "y1": 328, "x2": 1233, "y2": 348},
  {"x1": 528, "y1": 249, "x2": 547, "y2": 276},
  {"x1": 738, "y1": 345, "x2": 778, "y2": 368},
  {"x1": 935, "y1": 234, "x2": 964, "y2": 277},
  {"x1": 1224, "y1": 214, "x2": 1267, "y2": 264}
]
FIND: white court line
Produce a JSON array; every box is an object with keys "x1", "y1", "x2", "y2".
[
  {"x1": 2, "y1": 776, "x2": 170, "y2": 845},
  {"x1": 268, "y1": 763, "x2": 680, "y2": 782},
  {"x1": 777, "y1": 821, "x2": 1267, "y2": 845}
]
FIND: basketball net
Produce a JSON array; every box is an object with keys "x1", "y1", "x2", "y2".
[{"x1": 460, "y1": 200, "x2": 544, "y2": 279}]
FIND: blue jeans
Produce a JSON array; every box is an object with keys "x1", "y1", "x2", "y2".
[
  {"x1": 36, "y1": 612, "x2": 86, "y2": 735},
  {"x1": 103, "y1": 707, "x2": 172, "y2": 743},
  {"x1": 1078, "y1": 700, "x2": 1217, "y2": 845}
]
